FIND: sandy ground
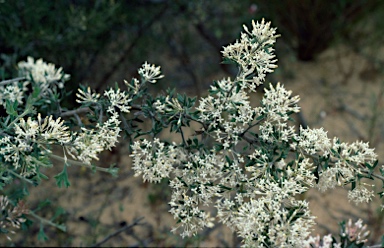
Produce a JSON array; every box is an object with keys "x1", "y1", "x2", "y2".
[{"x1": 2, "y1": 43, "x2": 384, "y2": 247}]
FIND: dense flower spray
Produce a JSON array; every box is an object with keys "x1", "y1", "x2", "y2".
[{"x1": 130, "y1": 19, "x2": 383, "y2": 247}]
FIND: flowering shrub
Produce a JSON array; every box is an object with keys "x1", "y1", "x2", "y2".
[{"x1": 0, "y1": 19, "x2": 383, "y2": 247}]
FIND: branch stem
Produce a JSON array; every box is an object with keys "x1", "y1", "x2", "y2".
[
  {"x1": 90, "y1": 217, "x2": 144, "y2": 247},
  {"x1": 0, "y1": 77, "x2": 26, "y2": 86},
  {"x1": 28, "y1": 210, "x2": 66, "y2": 232},
  {"x1": 49, "y1": 154, "x2": 111, "y2": 174}
]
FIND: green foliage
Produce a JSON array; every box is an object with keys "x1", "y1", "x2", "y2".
[{"x1": 54, "y1": 163, "x2": 70, "y2": 188}]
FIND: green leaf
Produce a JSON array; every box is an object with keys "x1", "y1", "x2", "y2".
[
  {"x1": 225, "y1": 155, "x2": 232, "y2": 164},
  {"x1": 256, "y1": 114, "x2": 265, "y2": 121},
  {"x1": 107, "y1": 164, "x2": 119, "y2": 177},
  {"x1": 52, "y1": 207, "x2": 66, "y2": 221},
  {"x1": 218, "y1": 184, "x2": 232, "y2": 191},
  {"x1": 54, "y1": 164, "x2": 71, "y2": 188},
  {"x1": 221, "y1": 58, "x2": 237, "y2": 65},
  {"x1": 245, "y1": 159, "x2": 256, "y2": 167},
  {"x1": 176, "y1": 93, "x2": 185, "y2": 105},
  {"x1": 5, "y1": 100, "x2": 18, "y2": 117},
  {"x1": 38, "y1": 223, "x2": 49, "y2": 242}
]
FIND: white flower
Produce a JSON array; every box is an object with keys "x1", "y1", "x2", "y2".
[
  {"x1": 232, "y1": 180, "x2": 315, "y2": 247},
  {"x1": 138, "y1": 61, "x2": 164, "y2": 84},
  {"x1": 316, "y1": 166, "x2": 354, "y2": 192},
  {"x1": 222, "y1": 19, "x2": 279, "y2": 91},
  {"x1": 13, "y1": 114, "x2": 71, "y2": 145},
  {"x1": 76, "y1": 87, "x2": 100, "y2": 104},
  {"x1": 37, "y1": 114, "x2": 71, "y2": 144},
  {"x1": 304, "y1": 234, "x2": 340, "y2": 248},
  {"x1": 67, "y1": 112, "x2": 121, "y2": 165},
  {"x1": 297, "y1": 126, "x2": 331, "y2": 155},
  {"x1": 14, "y1": 117, "x2": 39, "y2": 141},
  {"x1": 104, "y1": 87, "x2": 131, "y2": 113},
  {"x1": 95, "y1": 112, "x2": 121, "y2": 150},
  {"x1": 342, "y1": 218, "x2": 370, "y2": 244},
  {"x1": 130, "y1": 138, "x2": 182, "y2": 183},
  {"x1": 0, "y1": 81, "x2": 29, "y2": 106},
  {"x1": 124, "y1": 78, "x2": 141, "y2": 94},
  {"x1": 0, "y1": 195, "x2": 28, "y2": 241},
  {"x1": 17, "y1": 57, "x2": 70, "y2": 96},
  {"x1": 347, "y1": 184, "x2": 374, "y2": 204},
  {"x1": 262, "y1": 83, "x2": 300, "y2": 121}
]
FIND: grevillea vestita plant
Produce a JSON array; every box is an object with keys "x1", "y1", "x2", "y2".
[{"x1": 0, "y1": 19, "x2": 383, "y2": 247}]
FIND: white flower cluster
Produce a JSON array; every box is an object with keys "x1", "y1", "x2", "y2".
[
  {"x1": 342, "y1": 218, "x2": 370, "y2": 244},
  {"x1": 76, "y1": 87, "x2": 100, "y2": 104},
  {"x1": 0, "y1": 80, "x2": 29, "y2": 106},
  {"x1": 0, "y1": 114, "x2": 70, "y2": 176},
  {"x1": 0, "y1": 195, "x2": 28, "y2": 241},
  {"x1": 196, "y1": 77, "x2": 255, "y2": 150},
  {"x1": 66, "y1": 112, "x2": 121, "y2": 165},
  {"x1": 0, "y1": 57, "x2": 143, "y2": 176},
  {"x1": 258, "y1": 82, "x2": 300, "y2": 142},
  {"x1": 218, "y1": 177, "x2": 316, "y2": 247},
  {"x1": 130, "y1": 19, "x2": 381, "y2": 247},
  {"x1": 17, "y1": 57, "x2": 70, "y2": 96},
  {"x1": 295, "y1": 127, "x2": 332, "y2": 155},
  {"x1": 222, "y1": 19, "x2": 279, "y2": 91},
  {"x1": 237, "y1": 199, "x2": 314, "y2": 247},
  {"x1": 131, "y1": 138, "x2": 183, "y2": 183},
  {"x1": 293, "y1": 127, "x2": 377, "y2": 201},
  {"x1": 305, "y1": 234, "x2": 339, "y2": 248},
  {"x1": 138, "y1": 61, "x2": 164, "y2": 84},
  {"x1": 168, "y1": 152, "x2": 227, "y2": 237},
  {"x1": 347, "y1": 184, "x2": 375, "y2": 204},
  {"x1": 305, "y1": 218, "x2": 370, "y2": 248},
  {"x1": 1, "y1": 112, "x2": 121, "y2": 173},
  {"x1": 104, "y1": 88, "x2": 132, "y2": 113}
]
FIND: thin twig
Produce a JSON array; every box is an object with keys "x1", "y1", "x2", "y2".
[
  {"x1": 128, "y1": 238, "x2": 153, "y2": 247},
  {"x1": 6, "y1": 107, "x2": 34, "y2": 129},
  {"x1": 0, "y1": 77, "x2": 26, "y2": 86},
  {"x1": 337, "y1": 100, "x2": 368, "y2": 120},
  {"x1": 60, "y1": 107, "x2": 90, "y2": 117},
  {"x1": 90, "y1": 217, "x2": 145, "y2": 247},
  {"x1": 304, "y1": 152, "x2": 384, "y2": 181},
  {"x1": 7, "y1": 169, "x2": 35, "y2": 185},
  {"x1": 360, "y1": 169, "x2": 384, "y2": 181},
  {"x1": 49, "y1": 154, "x2": 114, "y2": 174},
  {"x1": 28, "y1": 210, "x2": 66, "y2": 232}
]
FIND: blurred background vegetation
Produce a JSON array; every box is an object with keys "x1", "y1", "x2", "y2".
[
  {"x1": 1, "y1": 0, "x2": 384, "y2": 246},
  {"x1": 2, "y1": 0, "x2": 383, "y2": 98}
]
